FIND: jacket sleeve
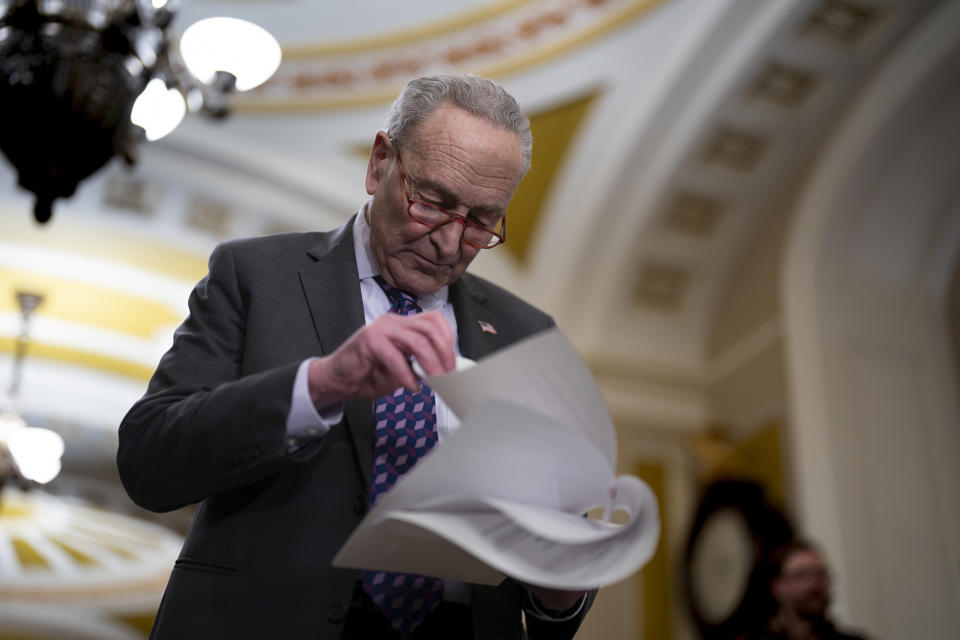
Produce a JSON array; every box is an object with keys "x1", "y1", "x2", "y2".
[{"x1": 116, "y1": 241, "x2": 301, "y2": 513}]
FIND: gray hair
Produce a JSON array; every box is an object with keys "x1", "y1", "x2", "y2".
[{"x1": 385, "y1": 73, "x2": 533, "y2": 176}]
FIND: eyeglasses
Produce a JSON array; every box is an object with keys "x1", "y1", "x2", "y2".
[
  {"x1": 781, "y1": 567, "x2": 830, "y2": 583},
  {"x1": 391, "y1": 141, "x2": 506, "y2": 249}
]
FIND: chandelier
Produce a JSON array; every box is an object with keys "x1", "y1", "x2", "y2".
[{"x1": 0, "y1": 0, "x2": 281, "y2": 223}]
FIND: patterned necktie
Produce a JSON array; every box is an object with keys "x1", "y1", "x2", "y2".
[{"x1": 362, "y1": 275, "x2": 443, "y2": 638}]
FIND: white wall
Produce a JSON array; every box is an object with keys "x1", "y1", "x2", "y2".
[{"x1": 783, "y1": 3, "x2": 960, "y2": 637}]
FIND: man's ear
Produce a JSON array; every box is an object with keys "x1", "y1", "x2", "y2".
[{"x1": 365, "y1": 131, "x2": 392, "y2": 195}]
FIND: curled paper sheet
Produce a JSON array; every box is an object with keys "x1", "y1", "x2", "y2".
[
  {"x1": 334, "y1": 328, "x2": 660, "y2": 590},
  {"x1": 385, "y1": 476, "x2": 660, "y2": 590}
]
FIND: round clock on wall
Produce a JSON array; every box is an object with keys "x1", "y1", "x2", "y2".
[{"x1": 683, "y1": 480, "x2": 792, "y2": 639}]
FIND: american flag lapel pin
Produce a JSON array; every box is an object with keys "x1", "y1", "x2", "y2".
[{"x1": 477, "y1": 320, "x2": 498, "y2": 335}]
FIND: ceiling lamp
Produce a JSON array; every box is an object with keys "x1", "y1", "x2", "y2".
[
  {"x1": 180, "y1": 17, "x2": 282, "y2": 92},
  {"x1": 0, "y1": 411, "x2": 64, "y2": 485},
  {"x1": 0, "y1": 0, "x2": 281, "y2": 224},
  {"x1": 0, "y1": 292, "x2": 64, "y2": 486}
]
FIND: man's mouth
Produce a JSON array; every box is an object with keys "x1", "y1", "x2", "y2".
[{"x1": 410, "y1": 252, "x2": 454, "y2": 271}]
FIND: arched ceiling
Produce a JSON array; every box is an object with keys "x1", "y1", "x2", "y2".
[{"x1": 0, "y1": 0, "x2": 953, "y2": 442}]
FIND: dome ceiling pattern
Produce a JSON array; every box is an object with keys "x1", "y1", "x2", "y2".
[
  {"x1": 0, "y1": 488, "x2": 181, "y2": 638},
  {"x1": 238, "y1": 0, "x2": 665, "y2": 110},
  {"x1": 0, "y1": 215, "x2": 200, "y2": 385}
]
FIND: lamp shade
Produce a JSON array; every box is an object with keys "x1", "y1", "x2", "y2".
[
  {"x1": 0, "y1": 413, "x2": 64, "y2": 485},
  {"x1": 179, "y1": 17, "x2": 281, "y2": 91}
]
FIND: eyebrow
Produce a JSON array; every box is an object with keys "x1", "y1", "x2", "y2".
[{"x1": 408, "y1": 175, "x2": 503, "y2": 215}]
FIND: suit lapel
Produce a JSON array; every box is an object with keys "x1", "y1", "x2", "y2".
[
  {"x1": 299, "y1": 216, "x2": 374, "y2": 488},
  {"x1": 299, "y1": 217, "x2": 364, "y2": 356},
  {"x1": 450, "y1": 274, "x2": 510, "y2": 361}
]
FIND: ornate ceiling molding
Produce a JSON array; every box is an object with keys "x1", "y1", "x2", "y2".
[
  {"x1": 0, "y1": 220, "x2": 201, "y2": 382},
  {"x1": 0, "y1": 488, "x2": 180, "y2": 638},
  {"x1": 0, "y1": 489, "x2": 180, "y2": 599},
  {"x1": 236, "y1": 0, "x2": 668, "y2": 111}
]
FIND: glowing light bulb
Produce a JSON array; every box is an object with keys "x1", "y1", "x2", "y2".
[
  {"x1": 0, "y1": 413, "x2": 65, "y2": 484},
  {"x1": 180, "y1": 17, "x2": 282, "y2": 91},
  {"x1": 131, "y1": 77, "x2": 187, "y2": 141}
]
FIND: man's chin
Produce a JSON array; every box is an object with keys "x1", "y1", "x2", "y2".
[
  {"x1": 798, "y1": 600, "x2": 829, "y2": 620},
  {"x1": 393, "y1": 268, "x2": 453, "y2": 296},
  {"x1": 390, "y1": 258, "x2": 462, "y2": 295}
]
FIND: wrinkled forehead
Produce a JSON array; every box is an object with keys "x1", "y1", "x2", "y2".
[{"x1": 404, "y1": 106, "x2": 523, "y2": 165}]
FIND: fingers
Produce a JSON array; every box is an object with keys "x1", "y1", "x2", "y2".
[
  {"x1": 368, "y1": 326, "x2": 421, "y2": 392},
  {"x1": 371, "y1": 311, "x2": 455, "y2": 384},
  {"x1": 312, "y1": 311, "x2": 456, "y2": 403},
  {"x1": 392, "y1": 311, "x2": 456, "y2": 376}
]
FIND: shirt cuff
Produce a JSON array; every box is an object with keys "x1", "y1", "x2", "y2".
[
  {"x1": 523, "y1": 590, "x2": 587, "y2": 623},
  {"x1": 285, "y1": 358, "x2": 343, "y2": 450}
]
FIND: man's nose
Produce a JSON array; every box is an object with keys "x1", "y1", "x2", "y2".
[{"x1": 431, "y1": 218, "x2": 466, "y2": 255}]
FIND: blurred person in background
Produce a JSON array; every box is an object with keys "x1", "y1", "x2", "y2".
[{"x1": 739, "y1": 539, "x2": 870, "y2": 640}]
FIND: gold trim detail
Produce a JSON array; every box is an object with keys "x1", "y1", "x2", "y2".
[
  {"x1": 1, "y1": 209, "x2": 208, "y2": 283},
  {"x1": 237, "y1": 0, "x2": 666, "y2": 112},
  {"x1": 702, "y1": 126, "x2": 767, "y2": 172},
  {"x1": 633, "y1": 262, "x2": 691, "y2": 312},
  {"x1": 283, "y1": 0, "x2": 539, "y2": 58},
  {"x1": 0, "y1": 573, "x2": 171, "y2": 601},
  {"x1": 748, "y1": 61, "x2": 821, "y2": 110},
  {"x1": 49, "y1": 539, "x2": 98, "y2": 567},
  {"x1": 0, "y1": 268, "x2": 182, "y2": 340},
  {"x1": 661, "y1": 192, "x2": 725, "y2": 238},
  {"x1": 636, "y1": 460, "x2": 672, "y2": 639},
  {"x1": 801, "y1": 0, "x2": 891, "y2": 49},
  {"x1": 0, "y1": 338, "x2": 155, "y2": 382},
  {"x1": 12, "y1": 538, "x2": 49, "y2": 569},
  {"x1": 0, "y1": 490, "x2": 181, "y2": 601},
  {"x1": 504, "y1": 91, "x2": 599, "y2": 263}
]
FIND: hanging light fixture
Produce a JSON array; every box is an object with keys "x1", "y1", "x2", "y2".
[
  {"x1": 0, "y1": 0, "x2": 281, "y2": 223},
  {"x1": 0, "y1": 292, "x2": 64, "y2": 486},
  {"x1": 179, "y1": 17, "x2": 282, "y2": 92}
]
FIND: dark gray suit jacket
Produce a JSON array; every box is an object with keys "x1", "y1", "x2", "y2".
[{"x1": 117, "y1": 217, "x2": 592, "y2": 639}]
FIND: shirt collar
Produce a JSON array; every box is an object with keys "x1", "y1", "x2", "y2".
[{"x1": 354, "y1": 200, "x2": 449, "y2": 311}]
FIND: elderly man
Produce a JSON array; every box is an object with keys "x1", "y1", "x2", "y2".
[{"x1": 118, "y1": 74, "x2": 593, "y2": 639}]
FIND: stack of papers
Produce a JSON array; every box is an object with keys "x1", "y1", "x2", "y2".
[{"x1": 334, "y1": 328, "x2": 660, "y2": 590}]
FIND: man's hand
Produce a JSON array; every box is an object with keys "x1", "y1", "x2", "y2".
[
  {"x1": 307, "y1": 311, "x2": 456, "y2": 407},
  {"x1": 525, "y1": 585, "x2": 588, "y2": 615}
]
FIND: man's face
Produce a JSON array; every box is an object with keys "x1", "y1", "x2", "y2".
[
  {"x1": 772, "y1": 549, "x2": 831, "y2": 620},
  {"x1": 364, "y1": 104, "x2": 524, "y2": 296}
]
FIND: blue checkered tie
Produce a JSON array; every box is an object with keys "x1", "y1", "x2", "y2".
[{"x1": 362, "y1": 276, "x2": 443, "y2": 637}]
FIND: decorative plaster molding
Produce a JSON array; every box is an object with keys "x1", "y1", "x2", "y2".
[{"x1": 237, "y1": 0, "x2": 668, "y2": 111}]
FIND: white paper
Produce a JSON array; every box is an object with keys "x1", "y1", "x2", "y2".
[
  {"x1": 334, "y1": 328, "x2": 660, "y2": 589},
  {"x1": 425, "y1": 329, "x2": 617, "y2": 466}
]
